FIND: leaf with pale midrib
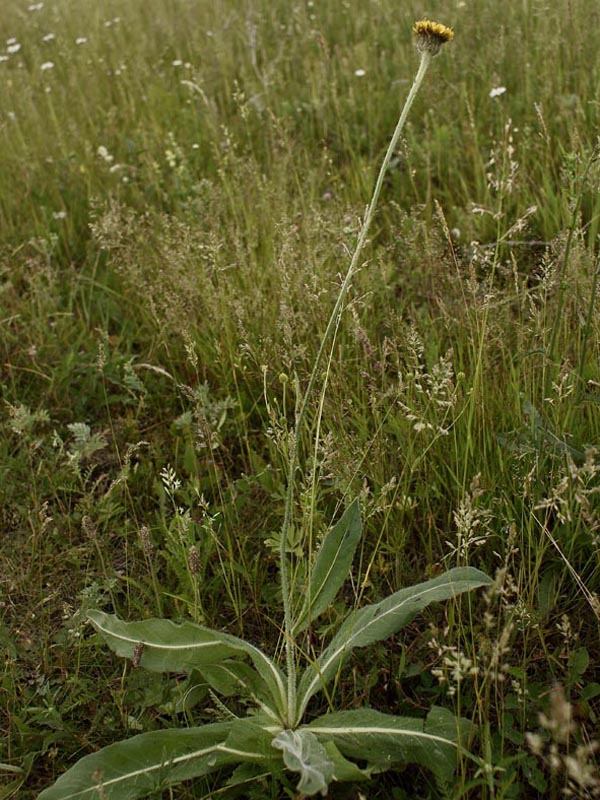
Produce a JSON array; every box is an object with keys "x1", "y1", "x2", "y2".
[
  {"x1": 293, "y1": 498, "x2": 362, "y2": 634},
  {"x1": 308, "y1": 706, "x2": 471, "y2": 783},
  {"x1": 297, "y1": 567, "x2": 492, "y2": 712},
  {"x1": 37, "y1": 720, "x2": 276, "y2": 800},
  {"x1": 88, "y1": 611, "x2": 287, "y2": 715}
]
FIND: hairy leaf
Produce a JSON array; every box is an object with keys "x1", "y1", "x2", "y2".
[
  {"x1": 88, "y1": 611, "x2": 287, "y2": 717},
  {"x1": 321, "y1": 741, "x2": 372, "y2": 783},
  {"x1": 294, "y1": 499, "x2": 362, "y2": 634},
  {"x1": 38, "y1": 719, "x2": 276, "y2": 800},
  {"x1": 308, "y1": 706, "x2": 471, "y2": 782},
  {"x1": 272, "y1": 729, "x2": 334, "y2": 797},
  {"x1": 198, "y1": 660, "x2": 267, "y2": 699},
  {"x1": 297, "y1": 567, "x2": 491, "y2": 714}
]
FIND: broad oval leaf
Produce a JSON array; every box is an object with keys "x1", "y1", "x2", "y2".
[
  {"x1": 293, "y1": 499, "x2": 362, "y2": 634},
  {"x1": 307, "y1": 706, "x2": 471, "y2": 783},
  {"x1": 88, "y1": 611, "x2": 288, "y2": 718},
  {"x1": 297, "y1": 567, "x2": 492, "y2": 716},
  {"x1": 37, "y1": 719, "x2": 275, "y2": 800}
]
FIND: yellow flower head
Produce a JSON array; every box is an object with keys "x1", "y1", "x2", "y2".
[{"x1": 413, "y1": 19, "x2": 454, "y2": 56}]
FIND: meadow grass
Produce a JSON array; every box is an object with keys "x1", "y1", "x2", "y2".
[{"x1": 1, "y1": 0, "x2": 599, "y2": 797}]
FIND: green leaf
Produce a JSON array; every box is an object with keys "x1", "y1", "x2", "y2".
[
  {"x1": 226, "y1": 761, "x2": 279, "y2": 789},
  {"x1": 0, "y1": 764, "x2": 23, "y2": 775},
  {"x1": 173, "y1": 670, "x2": 209, "y2": 713},
  {"x1": 0, "y1": 753, "x2": 33, "y2": 800},
  {"x1": 87, "y1": 611, "x2": 241, "y2": 670},
  {"x1": 321, "y1": 741, "x2": 372, "y2": 783},
  {"x1": 88, "y1": 611, "x2": 287, "y2": 717},
  {"x1": 219, "y1": 639, "x2": 288, "y2": 719},
  {"x1": 308, "y1": 706, "x2": 471, "y2": 783},
  {"x1": 294, "y1": 499, "x2": 362, "y2": 634},
  {"x1": 580, "y1": 682, "x2": 600, "y2": 701},
  {"x1": 568, "y1": 647, "x2": 589, "y2": 682},
  {"x1": 297, "y1": 567, "x2": 491, "y2": 714},
  {"x1": 199, "y1": 660, "x2": 267, "y2": 699},
  {"x1": 537, "y1": 570, "x2": 557, "y2": 620},
  {"x1": 272, "y1": 729, "x2": 334, "y2": 797},
  {"x1": 37, "y1": 719, "x2": 275, "y2": 800}
]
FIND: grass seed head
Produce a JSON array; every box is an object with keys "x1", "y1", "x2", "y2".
[
  {"x1": 138, "y1": 525, "x2": 154, "y2": 558},
  {"x1": 413, "y1": 19, "x2": 454, "y2": 56},
  {"x1": 188, "y1": 545, "x2": 201, "y2": 576}
]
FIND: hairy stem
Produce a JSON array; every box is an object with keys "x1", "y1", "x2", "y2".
[{"x1": 278, "y1": 49, "x2": 434, "y2": 726}]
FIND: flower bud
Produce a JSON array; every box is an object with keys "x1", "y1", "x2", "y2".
[{"x1": 413, "y1": 19, "x2": 454, "y2": 57}]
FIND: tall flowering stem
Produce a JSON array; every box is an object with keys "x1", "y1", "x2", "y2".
[{"x1": 278, "y1": 20, "x2": 454, "y2": 726}]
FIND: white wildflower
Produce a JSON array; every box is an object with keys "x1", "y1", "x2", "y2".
[{"x1": 97, "y1": 145, "x2": 114, "y2": 163}]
